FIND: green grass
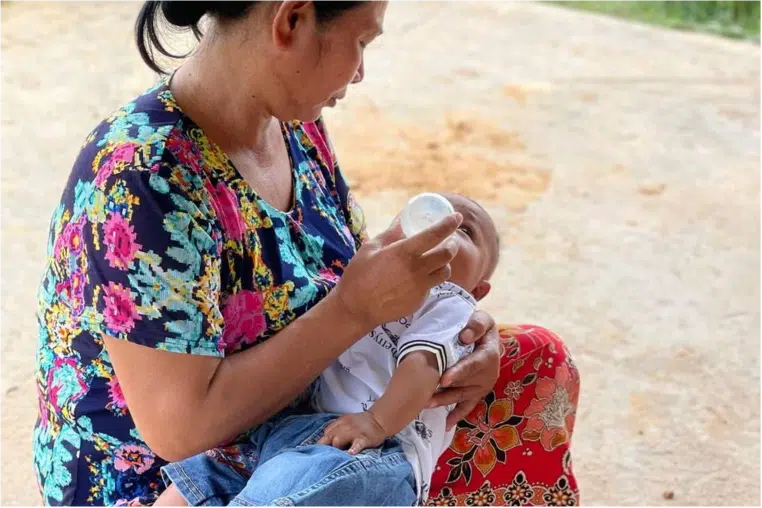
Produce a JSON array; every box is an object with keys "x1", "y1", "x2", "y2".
[{"x1": 549, "y1": 1, "x2": 760, "y2": 42}]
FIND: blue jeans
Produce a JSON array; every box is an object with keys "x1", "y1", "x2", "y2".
[{"x1": 161, "y1": 413, "x2": 417, "y2": 506}]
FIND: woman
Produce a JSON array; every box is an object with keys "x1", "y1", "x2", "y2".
[{"x1": 33, "y1": 1, "x2": 580, "y2": 506}]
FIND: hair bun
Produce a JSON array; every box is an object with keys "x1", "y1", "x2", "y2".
[{"x1": 161, "y1": 1, "x2": 209, "y2": 27}]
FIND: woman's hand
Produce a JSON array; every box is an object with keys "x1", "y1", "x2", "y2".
[
  {"x1": 334, "y1": 213, "x2": 463, "y2": 331},
  {"x1": 427, "y1": 310, "x2": 502, "y2": 430}
]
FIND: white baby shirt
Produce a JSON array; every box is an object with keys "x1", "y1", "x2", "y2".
[{"x1": 311, "y1": 282, "x2": 476, "y2": 503}]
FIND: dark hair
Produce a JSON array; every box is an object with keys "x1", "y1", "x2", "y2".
[{"x1": 136, "y1": 1, "x2": 363, "y2": 74}]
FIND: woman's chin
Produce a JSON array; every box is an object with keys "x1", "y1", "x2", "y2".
[
  {"x1": 295, "y1": 104, "x2": 329, "y2": 123},
  {"x1": 283, "y1": 98, "x2": 338, "y2": 123}
]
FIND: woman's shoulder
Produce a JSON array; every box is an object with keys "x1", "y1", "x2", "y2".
[
  {"x1": 86, "y1": 83, "x2": 180, "y2": 154},
  {"x1": 70, "y1": 82, "x2": 205, "y2": 191}
]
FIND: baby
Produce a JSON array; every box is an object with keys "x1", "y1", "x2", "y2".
[{"x1": 157, "y1": 193, "x2": 500, "y2": 506}]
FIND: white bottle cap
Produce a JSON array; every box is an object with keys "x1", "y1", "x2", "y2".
[{"x1": 400, "y1": 193, "x2": 455, "y2": 238}]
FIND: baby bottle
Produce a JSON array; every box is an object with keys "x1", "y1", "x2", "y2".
[{"x1": 400, "y1": 193, "x2": 455, "y2": 238}]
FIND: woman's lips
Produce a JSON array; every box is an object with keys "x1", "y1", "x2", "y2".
[{"x1": 327, "y1": 91, "x2": 347, "y2": 107}]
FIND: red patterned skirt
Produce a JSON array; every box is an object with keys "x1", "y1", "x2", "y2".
[{"x1": 427, "y1": 324, "x2": 580, "y2": 506}]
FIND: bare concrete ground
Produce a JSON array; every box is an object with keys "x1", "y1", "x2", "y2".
[{"x1": 1, "y1": 1, "x2": 760, "y2": 505}]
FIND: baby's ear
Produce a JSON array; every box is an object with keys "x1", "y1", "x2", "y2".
[{"x1": 471, "y1": 281, "x2": 491, "y2": 302}]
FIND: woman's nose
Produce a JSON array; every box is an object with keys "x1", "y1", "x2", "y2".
[{"x1": 351, "y1": 60, "x2": 365, "y2": 84}]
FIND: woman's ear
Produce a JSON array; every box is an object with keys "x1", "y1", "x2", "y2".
[
  {"x1": 271, "y1": 1, "x2": 315, "y2": 50},
  {"x1": 471, "y1": 281, "x2": 491, "y2": 302}
]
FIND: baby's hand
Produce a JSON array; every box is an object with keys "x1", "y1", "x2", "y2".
[{"x1": 317, "y1": 411, "x2": 387, "y2": 455}]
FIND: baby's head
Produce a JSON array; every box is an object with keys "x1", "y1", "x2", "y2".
[{"x1": 441, "y1": 193, "x2": 500, "y2": 301}]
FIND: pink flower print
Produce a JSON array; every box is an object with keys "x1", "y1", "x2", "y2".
[
  {"x1": 103, "y1": 282, "x2": 140, "y2": 334},
  {"x1": 220, "y1": 290, "x2": 267, "y2": 353},
  {"x1": 54, "y1": 270, "x2": 86, "y2": 316},
  {"x1": 167, "y1": 135, "x2": 202, "y2": 174},
  {"x1": 94, "y1": 144, "x2": 136, "y2": 187},
  {"x1": 211, "y1": 229, "x2": 224, "y2": 256},
  {"x1": 318, "y1": 267, "x2": 340, "y2": 284},
  {"x1": 107, "y1": 376, "x2": 127, "y2": 411},
  {"x1": 45, "y1": 357, "x2": 88, "y2": 415},
  {"x1": 103, "y1": 213, "x2": 141, "y2": 270},
  {"x1": 53, "y1": 216, "x2": 85, "y2": 259},
  {"x1": 114, "y1": 443, "x2": 155, "y2": 474},
  {"x1": 55, "y1": 279, "x2": 71, "y2": 303},
  {"x1": 37, "y1": 384, "x2": 49, "y2": 427},
  {"x1": 67, "y1": 218, "x2": 85, "y2": 256},
  {"x1": 69, "y1": 270, "x2": 86, "y2": 316},
  {"x1": 205, "y1": 181, "x2": 246, "y2": 241},
  {"x1": 521, "y1": 365, "x2": 579, "y2": 452}
]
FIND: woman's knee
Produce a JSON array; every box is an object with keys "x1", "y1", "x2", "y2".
[
  {"x1": 494, "y1": 323, "x2": 579, "y2": 416},
  {"x1": 493, "y1": 323, "x2": 580, "y2": 446},
  {"x1": 497, "y1": 323, "x2": 575, "y2": 370}
]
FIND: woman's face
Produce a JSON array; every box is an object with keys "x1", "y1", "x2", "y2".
[{"x1": 263, "y1": 1, "x2": 388, "y2": 121}]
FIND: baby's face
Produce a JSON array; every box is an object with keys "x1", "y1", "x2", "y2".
[{"x1": 443, "y1": 194, "x2": 499, "y2": 299}]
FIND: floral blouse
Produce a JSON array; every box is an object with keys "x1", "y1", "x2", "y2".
[{"x1": 33, "y1": 81, "x2": 366, "y2": 506}]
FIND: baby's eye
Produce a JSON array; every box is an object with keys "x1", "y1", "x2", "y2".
[{"x1": 458, "y1": 226, "x2": 473, "y2": 238}]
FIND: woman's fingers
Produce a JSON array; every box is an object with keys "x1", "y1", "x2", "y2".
[
  {"x1": 426, "y1": 264, "x2": 452, "y2": 287},
  {"x1": 440, "y1": 348, "x2": 486, "y2": 388},
  {"x1": 445, "y1": 400, "x2": 479, "y2": 431},
  {"x1": 443, "y1": 326, "x2": 501, "y2": 388},
  {"x1": 427, "y1": 386, "x2": 478, "y2": 409},
  {"x1": 401, "y1": 213, "x2": 462, "y2": 256},
  {"x1": 373, "y1": 216, "x2": 405, "y2": 247},
  {"x1": 419, "y1": 237, "x2": 459, "y2": 275},
  {"x1": 459, "y1": 309, "x2": 495, "y2": 344}
]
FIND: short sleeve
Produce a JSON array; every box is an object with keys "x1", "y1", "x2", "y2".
[
  {"x1": 79, "y1": 148, "x2": 224, "y2": 357},
  {"x1": 396, "y1": 286, "x2": 476, "y2": 375}
]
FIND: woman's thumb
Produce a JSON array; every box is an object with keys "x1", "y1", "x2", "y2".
[{"x1": 374, "y1": 216, "x2": 405, "y2": 247}]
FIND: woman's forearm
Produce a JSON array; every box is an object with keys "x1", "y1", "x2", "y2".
[
  {"x1": 197, "y1": 291, "x2": 367, "y2": 443},
  {"x1": 111, "y1": 290, "x2": 368, "y2": 462}
]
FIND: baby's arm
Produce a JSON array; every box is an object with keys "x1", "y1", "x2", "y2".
[
  {"x1": 367, "y1": 350, "x2": 441, "y2": 436},
  {"x1": 318, "y1": 285, "x2": 474, "y2": 454},
  {"x1": 315, "y1": 351, "x2": 441, "y2": 454}
]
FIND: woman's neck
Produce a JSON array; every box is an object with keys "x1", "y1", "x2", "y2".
[{"x1": 170, "y1": 43, "x2": 275, "y2": 153}]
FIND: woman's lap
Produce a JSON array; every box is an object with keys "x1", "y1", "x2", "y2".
[
  {"x1": 140, "y1": 324, "x2": 579, "y2": 507},
  {"x1": 427, "y1": 324, "x2": 580, "y2": 506}
]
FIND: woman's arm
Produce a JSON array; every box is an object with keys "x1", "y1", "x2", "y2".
[
  {"x1": 105, "y1": 289, "x2": 364, "y2": 462},
  {"x1": 107, "y1": 214, "x2": 463, "y2": 462}
]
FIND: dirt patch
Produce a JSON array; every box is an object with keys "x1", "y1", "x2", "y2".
[
  {"x1": 331, "y1": 109, "x2": 552, "y2": 213},
  {"x1": 503, "y1": 84, "x2": 530, "y2": 105}
]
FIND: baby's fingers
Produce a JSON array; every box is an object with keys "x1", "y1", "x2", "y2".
[
  {"x1": 331, "y1": 431, "x2": 354, "y2": 450},
  {"x1": 317, "y1": 420, "x2": 343, "y2": 446},
  {"x1": 348, "y1": 437, "x2": 368, "y2": 455}
]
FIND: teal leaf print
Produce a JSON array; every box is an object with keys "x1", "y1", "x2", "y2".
[{"x1": 149, "y1": 172, "x2": 170, "y2": 194}]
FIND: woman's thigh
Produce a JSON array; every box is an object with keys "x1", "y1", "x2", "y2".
[{"x1": 428, "y1": 324, "x2": 581, "y2": 506}]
